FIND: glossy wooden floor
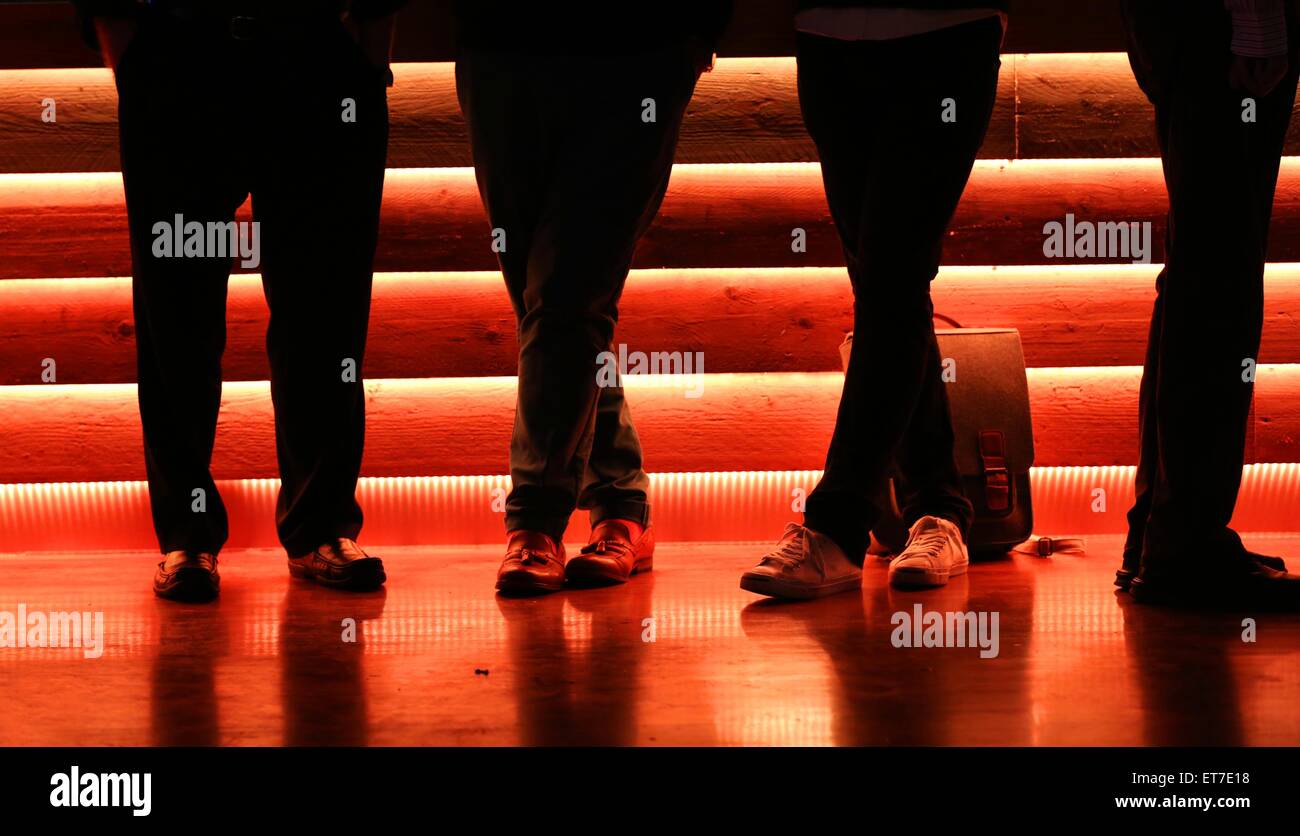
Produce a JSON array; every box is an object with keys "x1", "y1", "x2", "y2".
[{"x1": 2, "y1": 535, "x2": 1298, "y2": 746}]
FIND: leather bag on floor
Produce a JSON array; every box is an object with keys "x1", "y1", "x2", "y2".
[{"x1": 840, "y1": 327, "x2": 1035, "y2": 556}]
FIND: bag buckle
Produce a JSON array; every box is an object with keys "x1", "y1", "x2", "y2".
[{"x1": 978, "y1": 429, "x2": 1011, "y2": 513}]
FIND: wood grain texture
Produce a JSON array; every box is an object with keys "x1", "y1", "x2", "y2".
[
  {"x1": 1015, "y1": 53, "x2": 1300, "y2": 159},
  {"x1": 0, "y1": 57, "x2": 1010, "y2": 174},
  {"x1": 0, "y1": 69, "x2": 123, "y2": 174},
  {"x1": 2, "y1": 366, "x2": 1298, "y2": 483},
  {"x1": 3, "y1": 535, "x2": 1300, "y2": 746},
  {"x1": 0, "y1": 0, "x2": 1128, "y2": 70},
  {"x1": 5, "y1": 265, "x2": 1300, "y2": 385},
  {"x1": 15, "y1": 52, "x2": 1300, "y2": 174},
  {"x1": 0, "y1": 158, "x2": 1278, "y2": 279}
]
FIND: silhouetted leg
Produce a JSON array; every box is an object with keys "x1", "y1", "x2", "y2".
[
  {"x1": 118, "y1": 20, "x2": 249, "y2": 555},
  {"x1": 458, "y1": 46, "x2": 697, "y2": 539},
  {"x1": 799, "y1": 19, "x2": 1000, "y2": 561},
  {"x1": 1121, "y1": 0, "x2": 1299, "y2": 569},
  {"x1": 252, "y1": 26, "x2": 388, "y2": 556},
  {"x1": 894, "y1": 328, "x2": 973, "y2": 534}
]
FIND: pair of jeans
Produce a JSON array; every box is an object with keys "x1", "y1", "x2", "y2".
[
  {"x1": 456, "y1": 43, "x2": 701, "y2": 541},
  {"x1": 1120, "y1": 0, "x2": 1300, "y2": 570},
  {"x1": 797, "y1": 17, "x2": 1002, "y2": 562},
  {"x1": 117, "y1": 15, "x2": 389, "y2": 556}
]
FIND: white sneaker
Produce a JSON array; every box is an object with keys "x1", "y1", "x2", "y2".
[
  {"x1": 740, "y1": 523, "x2": 863, "y2": 599},
  {"x1": 889, "y1": 516, "x2": 969, "y2": 589}
]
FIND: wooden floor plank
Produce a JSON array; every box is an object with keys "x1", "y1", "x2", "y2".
[{"x1": 1, "y1": 535, "x2": 1296, "y2": 746}]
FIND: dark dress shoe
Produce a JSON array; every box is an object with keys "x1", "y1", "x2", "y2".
[
  {"x1": 496, "y1": 530, "x2": 566, "y2": 595},
  {"x1": 154, "y1": 551, "x2": 220, "y2": 602},
  {"x1": 1130, "y1": 555, "x2": 1300, "y2": 609},
  {"x1": 1116, "y1": 548, "x2": 1287, "y2": 590},
  {"x1": 287, "y1": 538, "x2": 386, "y2": 591},
  {"x1": 565, "y1": 520, "x2": 654, "y2": 587}
]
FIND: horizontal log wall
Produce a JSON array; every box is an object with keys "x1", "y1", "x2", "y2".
[
  {"x1": 4, "y1": 1, "x2": 1298, "y2": 548},
  {"x1": 5, "y1": 56, "x2": 1300, "y2": 174},
  {"x1": 0, "y1": 1, "x2": 1129, "y2": 70},
  {"x1": 1, "y1": 464, "x2": 1298, "y2": 551},
  {"x1": 1, "y1": 159, "x2": 1281, "y2": 278},
  {"x1": 1, "y1": 366, "x2": 1297, "y2": 483},
  {"x1": 4, "y1": 265, "x2": 1300, "y2": 384}
]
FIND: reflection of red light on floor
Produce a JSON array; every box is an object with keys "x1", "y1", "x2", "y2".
[{"x1": 1, "y1": 463, "x2": 1297, "y2": 552}]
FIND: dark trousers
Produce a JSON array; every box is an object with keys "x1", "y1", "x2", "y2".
[
  {"x1": 117, "y1": 16, "x2": 389, "y2": 556},
  {"x1": 456, "y1": 44, "x2": 700, "y2": 541},
  {"x1": 1121, "y1": 0, "x2": 1300, "y2": 569},
  {"x1": 797, "y1": 17, "x2": 1001, "y2": 562}
]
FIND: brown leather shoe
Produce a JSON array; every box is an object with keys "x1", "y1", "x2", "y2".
[
  {"x1": 287, "y1": 538, "x2": 386, "y2": 591},
  {"x1": 565, "y1": 520, "x2": 654, "y2": 587},
  {"x1": 496, "y1": 530, "x2": 566, "y2": 595},
  {"x1": 154, "y1": 551, "x2": 220, "y2": 602}
]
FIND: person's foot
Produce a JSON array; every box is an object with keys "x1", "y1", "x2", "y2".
[
  {"x1": 888, "y1": 516, "x2": 968, "y2": 589},
  {"x1": 1114, "y1": 547, "x2": 1142, "y2": 590},
  {"x1": 1116, "y1": 547, "x2": 1286, "y2": 590},
  {"x1": 496, "y1": 530, "x2": 566, "y2": 595},
  {"x1": 153, "y1": 551, "x2": 220, "y2": 602},
  {"x1": 868, "y1": 511, "x2": 909, "y2": 558},
  {"x1": 740, "y1": 523, "x2": 862, "y2": 600},
  {"x1": 565, "y1": 519, "x2": 654, "y2": 587},
  {"x1": 867, "y1": 530, "x2": 902, "y2": 559},
  {"x1": 1130, "y1": 553, "x2": 1300, "y2": 609},
  {"x1": 287, "y1": 538, "x2": 386, "y2": 591}
]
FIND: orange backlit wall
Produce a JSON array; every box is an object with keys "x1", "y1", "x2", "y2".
[
  {"x1": 1, "y1": 465, "x2": 1297, "y2": 553},
  {"x1": 6, "y1": 265, "x2": 1300, "y2": 385},
  {"x1": 13, "y1": 159, "x2": 1300, "y2": 279},
  {"x1": 1, "y1": 57, "x2": 1298, "y2": 554},
  {"x1": 2, "y1": 367, "x2": 1299, "y2": 483}
]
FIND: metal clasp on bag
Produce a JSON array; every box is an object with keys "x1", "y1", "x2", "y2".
[{"x1": 978, "y1": 429, "x2": 1012, "y2": 513}]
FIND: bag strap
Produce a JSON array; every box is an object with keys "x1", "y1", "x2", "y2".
[{"x1": 1009, "y1": 536, "x2": 1087, "y2": 558}]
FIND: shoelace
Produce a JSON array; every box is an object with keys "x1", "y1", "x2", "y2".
[
  {"x1": 905, "y1": 527, "x2": 949, "y2": 560},
  {"x1": 760, "y1": 532, "x2": 808, "y2": 570}
]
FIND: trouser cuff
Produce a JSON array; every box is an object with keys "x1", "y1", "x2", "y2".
[
  {"x1": 281, "y1": 522, "x2": 363, "y2": 560},
  {"x1": 158, "y1": 539, "x2": 224, "y2": 556},
  {"x1": 503, "y1": 513, "x2": 570, "y2": 543},
  {"x1": 589, "y1": 500, "x2": 651, "y2": 530}
]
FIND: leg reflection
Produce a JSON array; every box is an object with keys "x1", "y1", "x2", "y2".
[
  {"x1": 1117, "y1": 592, "x2": 1244, "y2": 745},
  {"x1": 150, "y1": 597, "x2": 229, "y2": 746},
  {"x1": 498, "y1": 576, "x2": 655, "y2": 745},
  {"x1": 279, "y1": 582, "x2": 386, "y2": 746},
  {"x1": 740, "y1": 561, "x2": 1034, "y2": 745}
]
